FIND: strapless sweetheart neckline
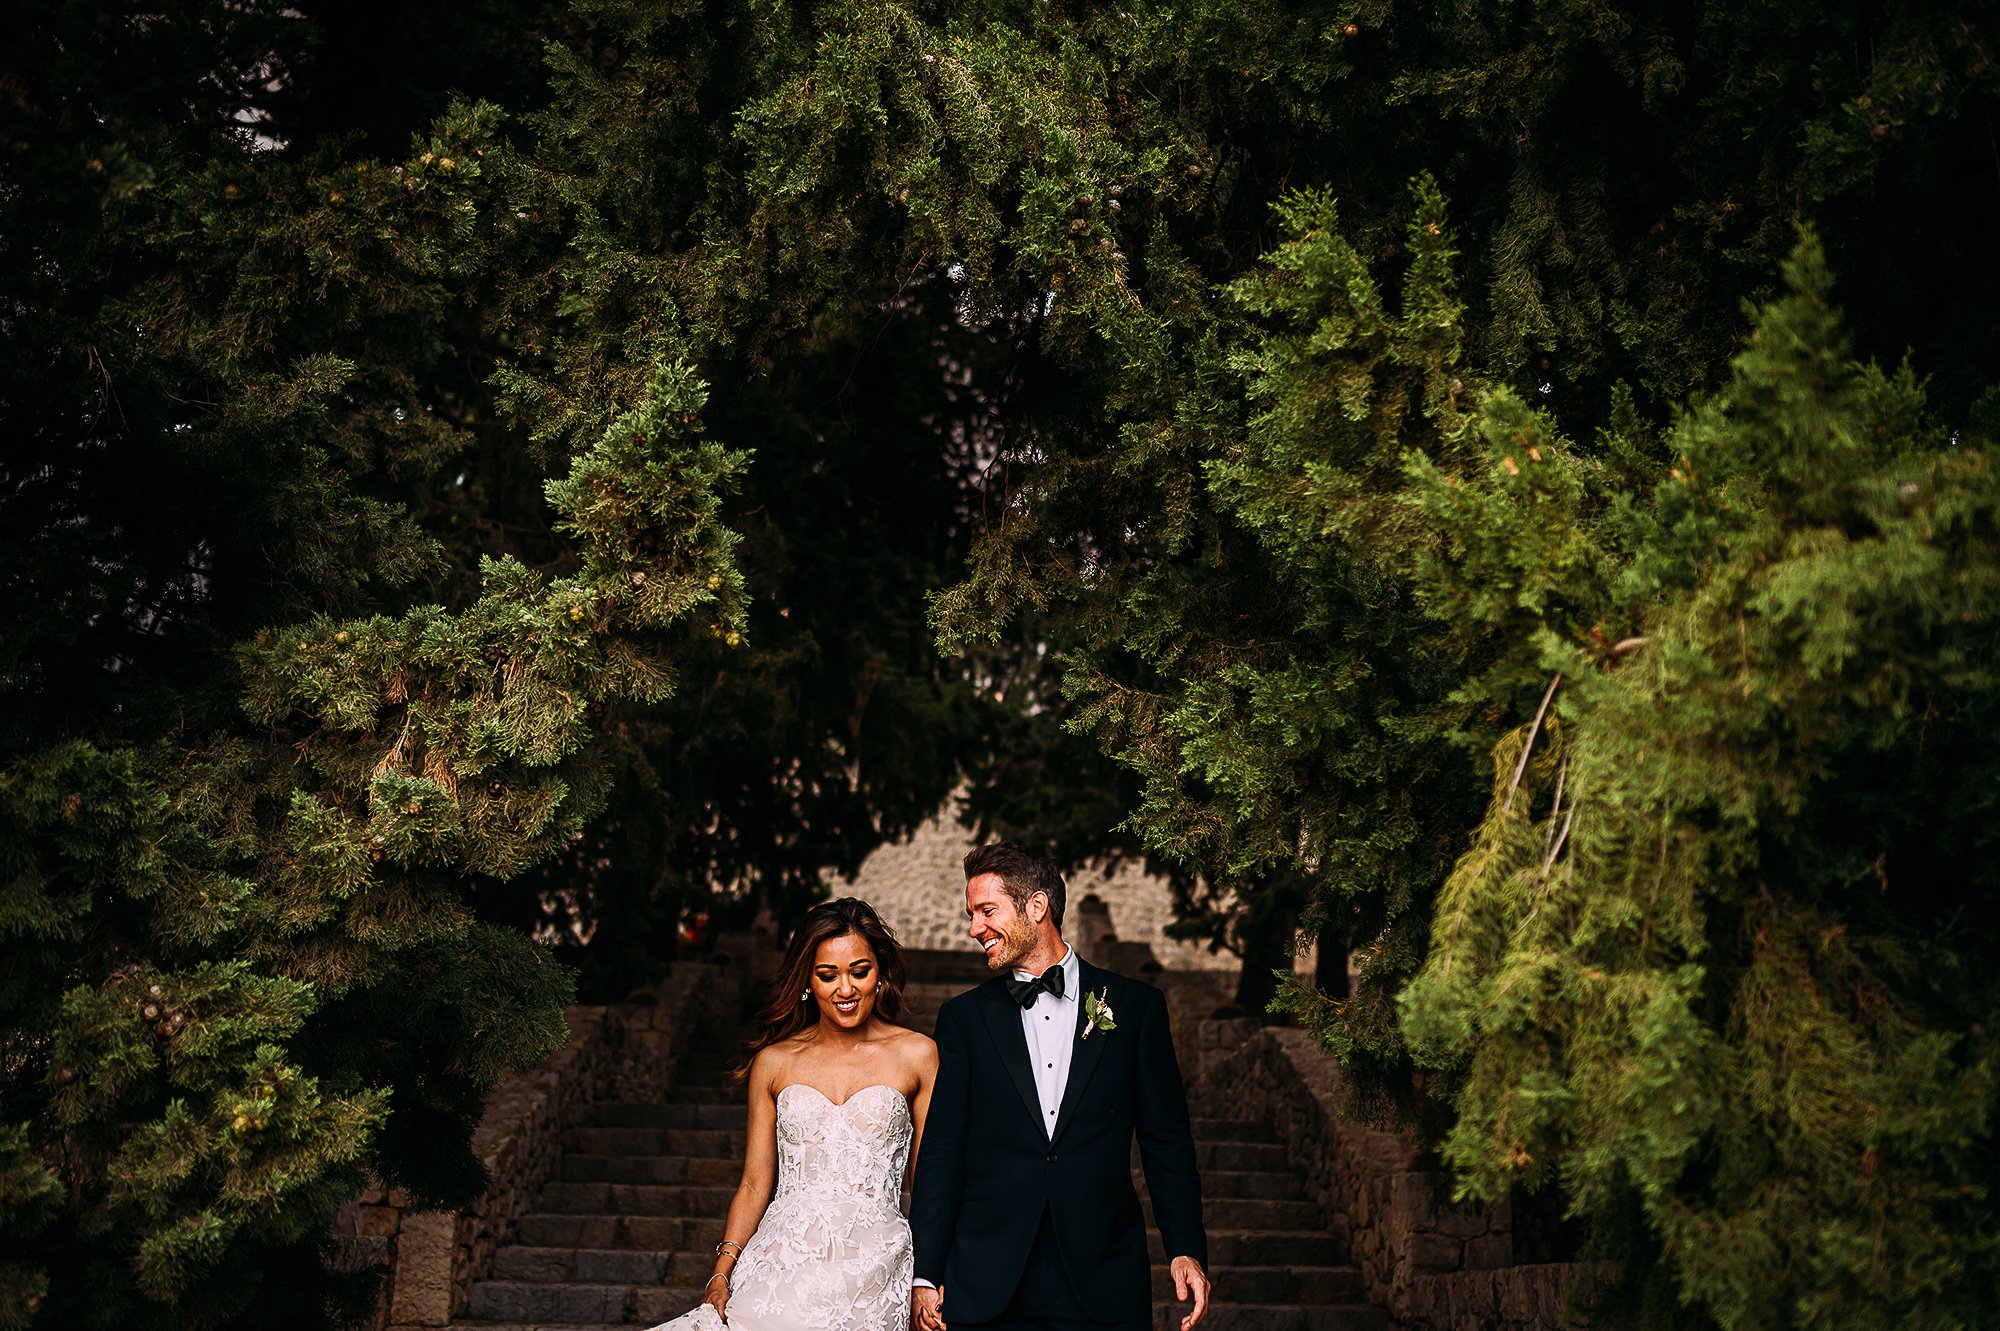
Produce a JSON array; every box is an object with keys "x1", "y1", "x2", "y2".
[{"x1": 776, "y1": 1081, "x2": 904, "y2": 1111}]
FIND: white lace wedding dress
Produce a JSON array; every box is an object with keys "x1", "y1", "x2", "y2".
[{"x1": 649, "y1": 1082, "x2": 914, "y2": 1331}]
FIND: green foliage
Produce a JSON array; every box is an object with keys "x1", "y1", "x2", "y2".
[
  {"x1": 1398, "y1": 239, "x2": 2000, "y2": 1327},
  {"x1": 442, "y1": 2, "x2": 1030, "y2": 968},
  {"x1": 11, "y1": 0, "x2": 2000, "y2": 1326},
  {"x1": 1, "y1": 2, "x2": 1067, "y2": 1320},
  {"x1": 0, "y1": 349, "x2": 731, "y2": 1324},
  {"x1": 0, "y1": 7, "x2": 740, "y2": 1326},
  {"x1": 1016, "y1": 179, "x2": 1492, "y2": 1041},
  {"x1": 868, "y1": 5, "x2": 2000, "y2": 1318}
]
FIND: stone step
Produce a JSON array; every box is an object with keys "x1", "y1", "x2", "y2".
[
  {"x1": 585, "y1": 1103, "x2": 746, "y2": 1130},
  {"x1": 512, "y1": 1213, "x2": 723, "y2": 1252},
  {"x1": 1149, "y1": 1264, "x2": 1364, "y2": 1303},
  {"x1": 461, "y1": 1000, "x2": 1386, "y2": 1331},
  {"x1": 501, "y1": 1220, "x2": 1344, "y2": 1271},
  {"x1": 569, "y1": 1126, "x2": 743, "y2": 1157},
  {"x1": 450, "y1": 1303, "x2": 1386, "y2": 1331},
  {"x1": 559, "y1": 1153, "x2": 739, "y2": 1186},
  {"x1": 461, "y1": 1279, "x2": 702, "y2": 1324},
  {"x1": 544, "y1": 1143, "x2": 1296, "y2": 1199},
  {"x1": 1152, "y1": 1304, "x2": 1387, "y2": 1331},
  {"x1": 1188, "y1": 1117, "x2": 1274, "y2": 1143},
  {"x1": 446, "y1": 1324, "x2": 634, "y2": 1330},
  {"x1": 1193, "y1": 1140, "x2": 1290, "y2": 1171},
  {"x1": 477, "y1": 1252, "x2": 1359, "y2": 1304},
  {"x1": 1144, "y1": 1195, "x2": 1322, "y2": 1230},
  {"x1": 488, "y1": 1247, "x2": 680, "y2": 1285},
  {"x1": 452, "y1": 1287, "x2": 1376, "y2": 1319},
  {"x1": 1148, "y1": 1228, "x2": 1343, "y2": 1266},
  {"x1": 534, "y1": 1182, "x2": 735, "y2": 1217},
  {"x1": 1134, "y1": 1168, "x2": 1303, "y2": 1201}
]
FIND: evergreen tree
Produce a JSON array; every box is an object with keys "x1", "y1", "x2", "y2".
[
  {"x1": 12, "y1": 1, "x2": 2000, "y2": 1325},
  {"x1": 880, "y1": 0, "x2": 2000, "y2": 1316},
  {"x1": 1399, "y1": 237, "x2": 2000, "y2": 1328},
  {"x1": 448, "y1": 4, "x2": 1019, "y2": 984},
  {"x1": 0, "y1": 7, "x2": 741, "y2": 1327}
]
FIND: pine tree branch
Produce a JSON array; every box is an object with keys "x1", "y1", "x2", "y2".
[
  {"x1": 1541, "y1": 756, "x2": 1568, "y2": 860},
  {"x1": 1502, "y1": 673, "x2": 1560, "y2": 814},
  {"x1": 1538, "y1": 802, "x2": 1575, "y2": 879}
]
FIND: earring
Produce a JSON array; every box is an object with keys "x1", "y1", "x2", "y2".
[{"x1": 800, "y1": 990, "x2": 809, "y2": 1002}]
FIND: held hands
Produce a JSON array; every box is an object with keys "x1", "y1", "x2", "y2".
[
  {"x1": 911, "y1": 1284, "x2": 946, "y2": 1331},
  {"x1": 1170, "y1": 1255, "x2": 1210, "y2": 1330}
]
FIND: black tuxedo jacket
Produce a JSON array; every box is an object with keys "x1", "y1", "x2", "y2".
[{"x1": 910, "y1": 958, "x2": 1207, "y2": 1324}]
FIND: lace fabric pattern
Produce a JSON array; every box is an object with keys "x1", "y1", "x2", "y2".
[{"x1": 649, "y1": 1083, "x2": 914, "y2": 1331}]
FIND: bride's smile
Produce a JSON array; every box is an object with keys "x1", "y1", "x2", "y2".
[{"x1": 810, "y1": 932, "x2": 880, "y2": 1031}]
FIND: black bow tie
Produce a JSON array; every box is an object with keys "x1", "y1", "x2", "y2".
[{"x1": 1006, "y1": 966, "x2": 1066, "y2": 1009}]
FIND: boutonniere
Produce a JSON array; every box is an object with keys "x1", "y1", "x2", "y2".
[{"x1": 1081, "y1": 986, "x2": 1117, "y2": 1039}]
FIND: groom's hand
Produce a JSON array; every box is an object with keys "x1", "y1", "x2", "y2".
[
  {"x1": 1170, "y1": 1255, "x2": 1210, "y2": 1330},
  {"x1": 912, "y1": 1284, "x2": 946, "y2": 1331}
]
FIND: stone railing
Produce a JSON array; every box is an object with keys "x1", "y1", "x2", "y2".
[
  {"x1": 1195, "y1": 1027, "x2": 1586, "y2": 1331},
  {"x1": 337, "y1": 956, "x2": 745, "y2": 1330}
]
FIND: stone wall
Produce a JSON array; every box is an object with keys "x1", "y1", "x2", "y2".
[
  {"x1": 844, "y1": 804, "x2": 1236, "y2": 971},
  {"x1": 1194, "y1": 1027, "x2": 1585, "y2": 1331},
  {"x1": 336, "y1": 956, "x2": 745, "y2": 1330},
  {"x1": 1159, "y1": 973, "x2": 1243, "y2": 1088}
]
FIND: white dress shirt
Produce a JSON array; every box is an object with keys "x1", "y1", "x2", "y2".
[{"x1": 1016, "y1": 944, "x2": 1080, "y2": 1139}]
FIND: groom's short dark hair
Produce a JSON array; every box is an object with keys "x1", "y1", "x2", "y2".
[{"x1": 963, "y1": 842, "x2": 1067, "y2": 930}]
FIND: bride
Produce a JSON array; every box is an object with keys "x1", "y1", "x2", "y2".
[{"x1": 650, "y1": 897, "x2": 936, "y2": 1331}]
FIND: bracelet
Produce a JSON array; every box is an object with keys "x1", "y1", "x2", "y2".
[
  {"x1": 714, "y1": 1239, "x2": 744, "y2": 1259},
  {"x1": 705, "y1": 1273, "x2": 730, "y2": 1289}
]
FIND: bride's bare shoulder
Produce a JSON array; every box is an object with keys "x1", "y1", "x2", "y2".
[
  {"x1": 886, "y1": 1024, "x2": 937, "y2": 1069},
  {"x1": 746, "y1": 1041, "x2": 800, "y2": 1090}
]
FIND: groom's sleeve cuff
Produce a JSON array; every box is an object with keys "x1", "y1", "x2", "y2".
[{"x1": 912, "y1": 1278, "x2": 937, "y2": 1290}]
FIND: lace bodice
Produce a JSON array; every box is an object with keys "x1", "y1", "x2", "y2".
[
  {"x1": 772, "y1": 1082, "x2": 912, "y2": 1209},
  {"x1": 648, "y1": 1082, "x2": 914, "y2": 1331}
]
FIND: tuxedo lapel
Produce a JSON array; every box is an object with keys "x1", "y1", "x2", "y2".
[
  {"x1": 1050, "y1": 960, "x2": 1114, "y2": 1147},
  {"x1": 975, "y1": 979, "x2": 1045, "y2": 1134}
]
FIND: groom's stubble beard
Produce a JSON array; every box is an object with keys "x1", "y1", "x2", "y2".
[{"x1": 984, "y1": 911, "x2": 1040, "y2": 972}]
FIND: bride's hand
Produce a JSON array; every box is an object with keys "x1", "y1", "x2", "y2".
[{"x1": 703, "y1": 1273, "x2": 730, "y2": 1321}]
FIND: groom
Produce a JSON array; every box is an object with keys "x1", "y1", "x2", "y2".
[{"x1": 911, "y1": 844, "x2": 1210, "y2": 1331}]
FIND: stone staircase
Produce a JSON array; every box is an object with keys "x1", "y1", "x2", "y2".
[
  {"x1": 451, "y1": 1068, "x2": 740, "y2": 1328},
  {"x1": 447, "y1": 950, "x2": 1384, "y2": 1331},
  {"x1": 1142, "y1": 1116, "x2": 1381, "y2": 1331}
]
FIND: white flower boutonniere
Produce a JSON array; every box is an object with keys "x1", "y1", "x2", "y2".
[{"x1": 1081, "y1": 986, "x2": 1117, "y2": 1040}]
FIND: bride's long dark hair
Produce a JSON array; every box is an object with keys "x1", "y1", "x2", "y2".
[{"x1": 735, "y1": 897, "x2": 911, "y2": 1078}]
